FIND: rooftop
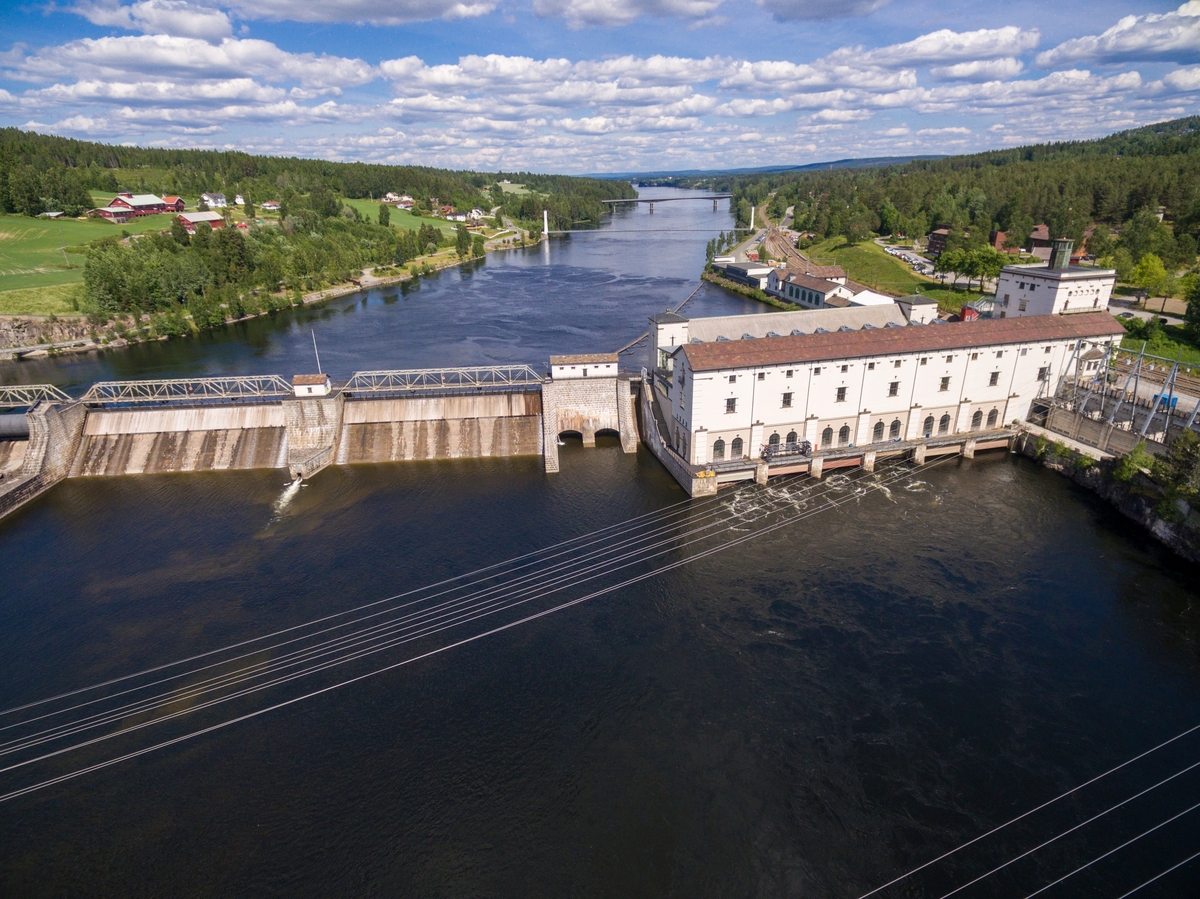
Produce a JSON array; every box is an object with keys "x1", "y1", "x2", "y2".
[
  {"x1": 687, "y1": 305, "x2": 907, "y2": 343},
  {"x1": 782, "y1": 272, "x2": 842, "y2": 293},
  {"x1": 550, "y1": 353, "x2": 618, "y2": 364},
  {"x1": 1001, "y1": 262, "x2": 1117, "y2": 279},
  {"x1": 650, "y1": 311, "x2": 689, "y2": 324},
  {"x1": 292, "y1": 373, "x2": 329, "y2": 386},
  {"x1": 896, "y1": 294, "x2": 939, "y2": 306},
  {"x1": 682, "y1": 311, "x2": 1124, "y2": 372}
]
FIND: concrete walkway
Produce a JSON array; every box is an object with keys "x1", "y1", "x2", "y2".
[{"x1": 1021, "y1": 422, "x2": 1113, "y2": 461}]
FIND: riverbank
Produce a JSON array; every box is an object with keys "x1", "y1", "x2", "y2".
[
  {"x1": 0, "y1": 246, "x2": 513, "y2": 360},
  {"x1": 1016, "y1": 428, "x2": 1200, "y2": 565},
  {"x1": 700, "y1": 270, "x2": 797, "y2": 310}
]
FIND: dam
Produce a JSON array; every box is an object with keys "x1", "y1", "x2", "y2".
[{"x1": 0, "y1": 362, "x2": 644, "y2": 521}]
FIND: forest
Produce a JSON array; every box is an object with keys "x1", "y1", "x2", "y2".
[
  {"x1": 0, "y1": 129, "x2": 635, "y2": 229},
  {"x1": 678, "y1": 116, "x2": 1200, "y2": 282}
]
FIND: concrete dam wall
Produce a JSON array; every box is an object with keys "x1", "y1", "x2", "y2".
[
  {"x1": 0, "y1": 371, "x2": 640, "y2": 522},
  {"x1": 74, "y1": 406, "x2": 288, "y2": 477},
  {"x1": 336, "y1": 392, "x2": 543, "y2": 464}
]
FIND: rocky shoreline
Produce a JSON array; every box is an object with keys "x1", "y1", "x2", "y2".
[{"x1": 1015, "y1": 430, "x2": 1200, "y2": 565}]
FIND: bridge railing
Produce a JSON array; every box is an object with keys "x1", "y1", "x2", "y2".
[
  {"x1": 81, "y1": 375, "x2": 294, "y2": 405},
  {"x1": 344, "y1": 366, "x2": 544, "y2": 395},
  {"x1": 0, "y1": 384, "x2": 74, "y2": 409}
]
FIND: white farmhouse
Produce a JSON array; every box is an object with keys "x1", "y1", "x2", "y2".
[
  {"x1": 659, "y1": 312, "x2": 1124, "y2": 465},
  {"x1": 200, "y1": 192, "x2": 227, "y2": 208},
  {"x1": 995, "y1": 239, "x2": 1116, "y2": 318}
]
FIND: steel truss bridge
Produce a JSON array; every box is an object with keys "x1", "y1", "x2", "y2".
[
  {"x1": 0, "y1": 384, "x2": 74, "y2": 410},
  {"x1": 601, "y1": 195, "x2": 732, "y2": 205},
  {"x1": 344, "y1": 366, "x2": 544, "y2": 396},
  {"x1": 80, "y1": 375, "x2": 295, "y2": 406}
]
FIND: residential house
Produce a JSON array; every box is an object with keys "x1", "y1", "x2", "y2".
[
  {"x1": 161, "y1": 195, "x2": 185, "y2": 212},
  {"x1": 766, "y1": 269, "x2": 852, "y2": 308},
  {"x1": 926, "y1": 228, "x2": 950, "y2": 257},
  {"x1": 201, "y1": 192, "x2": 227, "y2": 208},
  {"x1": 260, "y1": 200, "x2": 281, "y2": 212}
]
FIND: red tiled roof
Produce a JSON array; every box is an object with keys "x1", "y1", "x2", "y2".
[
  {"x1": 292, "y1": 373, "x2": 329, "y2": 385},
  {"x1": 682, "y1": 312, "x2": 1124, "y2": 372},
  {"x1": 787, "y1": 260, "x2": 845, "y2": 279}
]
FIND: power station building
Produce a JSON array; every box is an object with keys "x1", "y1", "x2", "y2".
[
  {"x1": 657, "y1": 312, "x2": 1124, "y2": 466},
  {"x1": 995, "y1": 238, "x2": 1116, "y2": 318}
]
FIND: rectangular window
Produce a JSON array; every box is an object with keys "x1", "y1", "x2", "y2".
[
  {"x1": 894, "y1": 360, "x2": 902, "y2": 368},
  {"x1": 1044, "y1": 346, "x2": 1052, "y2": 353},
  {"x1": 939, "y1": 376, "x2": 950, "y2": 391},
  {"x1": 1038, "y1": 367, "x2": 1049, "y2": 381},
  {"x1": 1019, "y1": 300, "x2": 1028, "y2": 312},
  {"x1": 785, "y1": 369, "x2": 794, "y2": 378},
  {"x1": 920, "y1": 358, "x2": 928, "y2": 366},
  {"x1": 729, "y1": 375, "x2": 736, "y2": 383},
  {"x1": 725, "y1": 397, "x2": 737, "y2": 413},
  {"x1": 888, "y1": 381, "x2": 899, "y2": 397},
  {"x1": 757, "y1": 372, "x2": 765, "y2": 380},
  {"x1": 782, "y1": 392, "x2": 793, "y2": 408},
  {"x1": 989, "y1": 371, "x2": 1000, "y2": 386},
  {"x1": 996, "y1": 351, "x2": 1003, "y2": 358},
  {"x1": 971, "y1": 353, "x2": 978, "y2": 361},
  {"x1": 1021, "y1": 348, "x2": 1028, "y2": 356},
  {"x1": 836, "y1": 386, "x2": 847, "y2": 402},
  {"x1": 945, "y1": 355, "x2": 954, "y2": 363},
  {"x1": 840, "y1": 365, "x2": 848, "y2": 373},
  {"x1": 868, "y1": 362, "x2": 875, "y2": 370},
  {"x1": 814, "y1": 367, "x2": 821, "y2": 375}
]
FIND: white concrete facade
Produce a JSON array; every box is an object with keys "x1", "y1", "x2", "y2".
[
  {"x1": 665, "y1": 316, "x2": 1123, "y2": 465},
  {"x1": 995, "y1": 264, "x2": 1116, "y2": 317}
]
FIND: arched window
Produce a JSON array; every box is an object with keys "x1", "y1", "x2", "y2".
[
  {"x1": 971, "y1": 410, "x2": 983, "y2": 430},
  {"x1": 923, "y1": 415, "x2": 934, "y2": 436},
  {"x1": 873, "y1": 421, "x2": 885, "y2": 442},
  {"x1": 712, "y1": 438, "x2": 725, "y2": 460},
  {"x1": 821, "y1": 427, "x2": 833, "y2": 447},
  {"x1": 731, "y1": 437, "x2": 744, "y2": 458},
  {"x1": 838, "y1": 425, "x2": 850, "y2": 445},
  {"x1": 785, "y1": 430, "x2": 798, "y2": 446},
  {"x1": 889, "y1": 419, "x2": 901, "y2": 439},
  {"x1": 768, "y1": 432, "x2": 780, "y2": 447},
  {"x1": 938, "y1": 413, "x2": 951, "y2": 434},
  {"x1": 987, "y1": 408, "x2": 998, "y2": 428}
]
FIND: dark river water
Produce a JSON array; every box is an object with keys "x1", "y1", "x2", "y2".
[{"x1": 2, "y1": 190, "x2": 1200, "y2": 897}]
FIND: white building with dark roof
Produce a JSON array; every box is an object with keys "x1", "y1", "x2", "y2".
[{"x1": 995, "y1": 238, "x2": 1116, "y2": 317}]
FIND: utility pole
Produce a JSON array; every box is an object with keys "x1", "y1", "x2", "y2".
[{"x1": 543, "y1": 208, "x2": 549, "y2": 237}]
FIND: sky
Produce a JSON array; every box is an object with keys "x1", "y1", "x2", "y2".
[{"x1": 0, "y1": 0, "x2": 1198, "y2": 174}]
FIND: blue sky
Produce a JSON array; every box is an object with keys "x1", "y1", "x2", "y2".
[{"x1": 0, "y1": 0, "x2": 1197, "y2": 173}]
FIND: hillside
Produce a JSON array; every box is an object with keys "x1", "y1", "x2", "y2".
[{"x1": 680, "y1": 116, "x2": 1200, "y2": 278}]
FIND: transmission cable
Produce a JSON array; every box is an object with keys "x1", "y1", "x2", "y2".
[{"x1": 0, "y1": 455, "x2": 952, "y2": 801}]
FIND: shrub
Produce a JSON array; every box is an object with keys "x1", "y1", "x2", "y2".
[{"x1": 1112, "y1": 441, "x2": 1154, "y2": 482}]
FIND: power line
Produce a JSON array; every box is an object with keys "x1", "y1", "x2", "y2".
[
  {"x1": 1116, "y1": 847, "x2": 1200, "y2": 898},
  {"x1": 934, "y1": 759, "x2": 1200, "y2": 899},
  {"x1": 1023, "y1": 798, "x2": 1200, "y2": 898},
  {"x1": 0, "y1": 456, "x2": 955, "y2": 802},
  {"x1": 857, "y1": 722, "x2": 1200, "y2": 898},
  {"x1": 1, "y1": 465, "x2": 901, "y2": 770}
]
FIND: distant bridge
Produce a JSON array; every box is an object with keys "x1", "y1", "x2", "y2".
[
  {"x1": 602, "y1": 195, "x2": 732, "y2": 213},
  {"x1": 0, "y1": 384, "x2": 74, "y2": 410},
  {"x1": 344, "y1": 366, "x2": 544, "y2": 396}
]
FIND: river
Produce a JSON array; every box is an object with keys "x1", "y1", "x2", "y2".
[{"x1": 1, "y1": 188, "x2": 1199, "y2": 897}]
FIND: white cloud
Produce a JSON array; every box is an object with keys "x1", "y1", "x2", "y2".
[
  {"x1": 917, "y1": 126, "x2": 971, "y2": 135},
  {"x1": 531, "y1": 0, "x2": 720, "y2": 27},
  {"x1": 73, "y1": 0, "x2": 233, "y2": 41},
  {"x1": 930, "y1": 58, "x2": 1025, "y2": 81},
  {"x1": 225, "y1": 0, "x2": 496, "y2": 24},
  {"x1": 830, "y1": 26, "x2": 1040, "y2": 68},
  {"x1": 1037, "y1": 2, "x2": 1200, "y2": 66},
  {"x1": 1163, "y1": 66, "x2": 1200, "y2": 91},
  {"x1": 752, "y1": 0, "x2": 891, "y2": 22},
  {"x1": 10, "y1": 35, "x2": 376, "y2": 89}
]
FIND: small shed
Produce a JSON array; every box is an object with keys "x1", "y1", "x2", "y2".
[
  {"x1": 550, "y1": 353, "x2": 618, "y2": 380},
  {"x1": 292, "y1": 373, "x2": 331, "y2": 397}
]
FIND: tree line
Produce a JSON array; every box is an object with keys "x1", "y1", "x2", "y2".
[{"x1": 673, "y1": 115, "x2": 1200, "y2": 281}]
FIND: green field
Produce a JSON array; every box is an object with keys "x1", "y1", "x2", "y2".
[
  {"x1": 0, "y1": 213, "x2": 179, "y2": 293},
  {"x1": 806, "y1": 237, "x2": 985, "y2": 312},
  {"x1": 497, "y1": 182, "x2": 531, "y2": 195},
  {"x1": 342, "y1": 198, "x2": 457, "y2": 235},
  {"x1": 0, "y1": 283, "x2": 82, "y2": 316}
]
